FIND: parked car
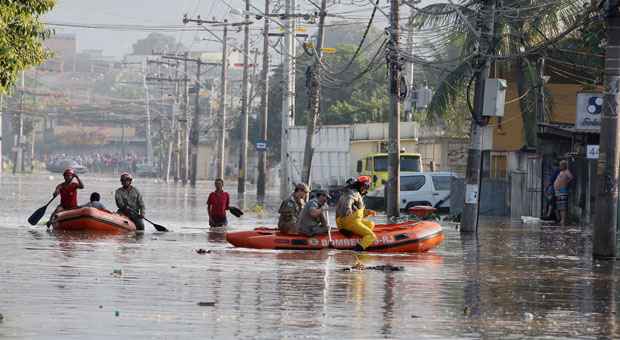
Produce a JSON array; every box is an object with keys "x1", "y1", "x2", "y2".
[
  {"x1": 135, "y1": 163, "x2": 159, "y2": 177},
  {"x1": 46, "y1": 159, "x2": 88, "y2": 174},
  {"x1": 365, "y1": 171, "x2": 457, "y2": 212}
]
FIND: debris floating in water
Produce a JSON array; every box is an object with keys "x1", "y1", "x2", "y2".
[
  {"x1": 523, "y1": 312, "x2": 534, "y2": 321},
  {"x1": 0, "y1": 313, "x2": 4, "y2": 322},
  {"x1": 115, "y1": 310, "x2": 120, "y2": 317},
  {"x1": 196, "y1": 249, "x2": 211, "y2": 255},
  {"x1": 197, "y1": 301, "x2": 215, "y2": 307},
  {"x1": 342, "y1": 264, "x2": 404, "y2": 272},
  {"x1": 111, "y1": 269, "x2": 122, "y2": 276}
]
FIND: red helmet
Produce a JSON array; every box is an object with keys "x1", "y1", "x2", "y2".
[
  {"x1": 63, "y1": 168, "x2": 75, "y2": 176},
  {"x1": 120, "y1": 172, "x2": 133, "y2": 181},
  {"x1": 357, "y1": 175, "x2": 371, "y2": 190}
]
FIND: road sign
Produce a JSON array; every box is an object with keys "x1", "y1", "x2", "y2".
[
  {"x1": 321, "y1": 47, "x2": 336, "y2": 54},
  {"x1": 255, "y1": 140, "x2": 268, "y2": 151}
]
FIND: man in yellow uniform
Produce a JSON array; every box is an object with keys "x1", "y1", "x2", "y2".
[{"x1": 335, "y1": 176, "x2": 376, "y2": 251}]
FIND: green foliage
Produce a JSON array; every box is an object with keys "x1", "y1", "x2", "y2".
[
  {"x1": 132, "y1": 33, "x2": 185, "y2": 55},
  {"x1": 0, "y1": 0, "x2": 56, "y2": 93}
]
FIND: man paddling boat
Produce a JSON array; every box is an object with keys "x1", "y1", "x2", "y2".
[
  {"x1": 47, "y1": 168, "x2": 84, "y2": 227},
  {"x1": 115, "y1": 173, "x2": 146, "y2": 231}
]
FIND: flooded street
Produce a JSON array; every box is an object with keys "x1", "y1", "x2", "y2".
[{"x1": 1, "y1": 174, "x2": 619, "y2": 339}]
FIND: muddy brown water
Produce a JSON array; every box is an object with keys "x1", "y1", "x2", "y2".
[{"x1": 1, "y1": 174, "x2": 618, "y2": 339}]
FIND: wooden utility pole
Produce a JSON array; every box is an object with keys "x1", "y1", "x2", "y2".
[
  {"x1": 460, "y1": 0, "x2": 495, "y2": 233},
  {"x1": 301, "y1": 0, "x2": 327, "y2": 185},
  {"x1": 593, "y1": 1, "x2": 620, "y2": 258},
  {"x1": 280, "y1": 0, "x2": 297, "y2": 200},
  {"x1": 386, "y1": 0, "x2": 401, "y2": 218},
  {"x1": 238, "y1": 0, "x2": 251, "y2": 209},
  {"x1": 257, "y1": 0, "x2": 270, "y2": 205}
]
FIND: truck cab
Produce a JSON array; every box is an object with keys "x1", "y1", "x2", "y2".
[{"x1": 356, "y1": 152, "x2": 423, "y2": 190}]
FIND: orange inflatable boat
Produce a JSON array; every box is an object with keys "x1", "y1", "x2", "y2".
[
  {"x1": 226, "y1": 220, "x2": 444, "y2": 253},
  {"x1": 52, "y1": 207, "x2": 137, "y2": 234}
]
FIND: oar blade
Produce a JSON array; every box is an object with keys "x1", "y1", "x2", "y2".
[
  {"x1": 229, "y1": 206, "x2": 243, "y2": 218},
  {"x1": 27, "y1": 206, "x2": 47, "y2": 226},
  {"x1": 152, "y1": 223, "x2": 169, "y2": 232}
]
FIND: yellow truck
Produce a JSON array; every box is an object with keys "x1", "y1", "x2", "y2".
[{"x1": 356, "y1": 152, "x2": 423, "y2": 189}]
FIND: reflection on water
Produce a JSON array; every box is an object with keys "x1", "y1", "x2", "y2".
[{"x1": 0, "y1": 174, "x2": 619, "y2": 338}]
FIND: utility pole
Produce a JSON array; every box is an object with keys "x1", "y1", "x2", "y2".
[
  {"x1": 157, "y1": 52, "x2": 220, "y2": 187},
  {"x1": 301, "y1": 0, "x2": 327, "y2": 185},
  {"x1": 0, "y1": 95, "x2": 3, "y2": 175},
  {"x1": 13, "y1": 71, "x2": 25, "y2": 174},
  {"x1": 238, "y1": 0, "x2": 251, "y2": 209},
  {"x1": 461, "y1": 0, "x2": 495, "y2": 233},
  {"x1": 190, "y1": 60, "x2": 201, "y2": 187},
  {"x1": 280, "y1": 0, "x2": 297, "y2": 199},
  {"x1": 143, "y1": 59, "x2": 154, "y2": 166},
  {"x1": 593, "y1": 1, "x2": 620, "y2": 258},
  {"x1": 405, "y1": 6, "x2": 415, "y2": 122},
  {"x1": 182, "y1": 51, "x2": 190, "y2": 185},
  {"x1": 219, "y1": 24, "x2": 229, "y2": 180},
  {"x1": 386, "y1": 0, "x2": 402, "y2": 218},
  {"x1": 257, "y1": 0, "x2": 270, "y2": 205}
]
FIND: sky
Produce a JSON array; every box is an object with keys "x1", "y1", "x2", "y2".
[{"x1": 43, "y1": 0, "x2": 437, "y2": 58}]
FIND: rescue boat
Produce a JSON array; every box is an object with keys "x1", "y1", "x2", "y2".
[
  {"x1": 52, "y1": 207, "x2": 137, "y2": 234},
  {"x1": 226, "y1": 220, "x2": 444, "y2": 253}
]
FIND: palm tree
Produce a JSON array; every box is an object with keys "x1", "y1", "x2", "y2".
[{"x1": 412, "y1": 0, "x2": 596, "y2": 147}]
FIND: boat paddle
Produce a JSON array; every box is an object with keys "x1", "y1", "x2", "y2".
[
  {"x1": 229, "y1": 206, "x2": 244, "y2": 218},
  {"x1": 123, "y1": 207, "x2": 169, "y2": 232},
  {"x1": 142, "y1": 216, "x2": 169, "y2": 232},
  {"x1": 28, "y1": 194, "x2": 58, "y2": 226}
]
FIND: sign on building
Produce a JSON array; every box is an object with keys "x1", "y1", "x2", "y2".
[{"x1": 576, "y1": 93, "x2": 603, "y2": 132}]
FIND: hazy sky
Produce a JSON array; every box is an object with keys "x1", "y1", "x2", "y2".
[
  {"x1": 44, "y1": 0, "x2": 435, "y2": 58},
  {"x1": 44, "y1": 0, "x2": 245, "y2": 57}
]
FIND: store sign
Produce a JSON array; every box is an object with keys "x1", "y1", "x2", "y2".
[{"x1": 575, "y1": 93, "x2": 603, "y2": 132}]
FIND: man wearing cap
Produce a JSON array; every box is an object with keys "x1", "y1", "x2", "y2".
[
  {"x1": 277, "y1": 183, "x2": 309, "y2": 234},
  {"x1": 47, "y1": 168, "x2": 85, "y2": 227},
  {"x1": 297, "y1": 190, "x2": 331, "y2": 237},
  {"x1": 115, "y1": 173, "x2": 146, "y2": 231}
]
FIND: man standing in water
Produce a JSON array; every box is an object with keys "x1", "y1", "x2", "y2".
[
  {"x1": 553, "y1": 160, "x2": 573, "y2": 226},
  {"x1": 115, "y1": 173, "x2": 146, "y2": 231},
  {"x1": 207, "y1": 178, "x2": 230, "y2": 227}
]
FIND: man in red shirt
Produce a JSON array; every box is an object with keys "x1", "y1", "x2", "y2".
[
  {"x1": 207, "y1": 178, "x2": 230, "y2": 227},
  {"x1": 48, "y1": 168, "x2": 84, "y2": 227}
]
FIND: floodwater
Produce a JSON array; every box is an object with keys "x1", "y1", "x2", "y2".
[{"x1": 1, "y1": 173, "x2": 619, "y2": 339}]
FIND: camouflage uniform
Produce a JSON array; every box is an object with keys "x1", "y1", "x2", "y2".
[{"x1": 278, "y1": 195, "x2": 305, "y2": 234}]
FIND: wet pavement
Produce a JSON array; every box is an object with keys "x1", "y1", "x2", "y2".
[{"x1": 1, "y1": 173, "x2": 619, "y2": 339}]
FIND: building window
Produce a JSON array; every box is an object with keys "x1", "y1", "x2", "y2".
[{"x1": 491, "y1": 154, "x2": 507, "y2": 178}]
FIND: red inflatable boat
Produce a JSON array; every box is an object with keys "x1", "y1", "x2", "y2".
[
  {"x1": 226, "y1": 220, "x2": 444, "y2": 253},
  {"x1": 52, "y1": 207, "x2": 136, "y2": 234}
]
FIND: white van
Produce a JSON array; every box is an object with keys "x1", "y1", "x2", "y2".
[{"x1": 365, "y1": 171, "x2": 457, "y2": 211}]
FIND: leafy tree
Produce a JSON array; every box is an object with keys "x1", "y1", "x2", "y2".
[
  {"x1": 414, "y1": 0, "x2": 594, "y2": 148},
  {"x1": 0, "y1": 0, "x2": 55, "y2": 92},
  {"x1": 132, "y1": 33, "x2": 184, "y2": 55}
]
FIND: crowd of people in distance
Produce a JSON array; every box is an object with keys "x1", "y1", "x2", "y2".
[{"x1": 46, "y1": 152, "x2": 146, "y2": 174}]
